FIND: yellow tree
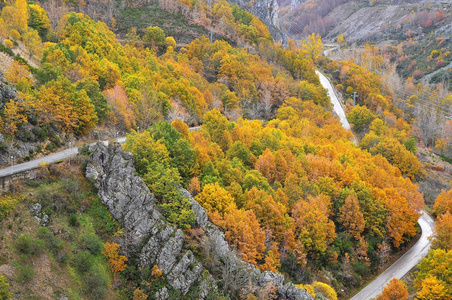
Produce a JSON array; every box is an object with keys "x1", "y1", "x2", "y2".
[
  {"x1": 1, "y1": 0, "x2": 28, "y2": 33},
  {"x1": 312, "y1": 282, "x2": 337, "y2": 300},
  {"x1": 302, "y1": 33, "x2": 323, "y2": 63},
  {"x1": 414, "y1": 249, "x2": 452, "y2": 300},
  {"x1": 337, "y1": 33, "x2": 346, "y2": 47},
  {"x1": 2, "y1": 100, "x2": 27, "y2": 137},
  {"x1": 195, "y1": 182, "x2": 236, "y2": 214},
  {"x1": 5, "y1": 61, "x2": 32, "y2": 92},
  {"x1": 416, "y1": 276, "x2": 449, "y2": 300},
  {"x1": 292, "y1": 200, "x2": 336, "y2": 254},
  {"x1": 23, "y1": 29, "x2": 43, "y2": 59}
]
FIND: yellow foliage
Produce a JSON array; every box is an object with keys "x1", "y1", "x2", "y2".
[
  {"x1": 3, "y1": 39, "x2": 13, "y2": 48},
  {"x1": 312, "y1": 281, "x2": 337, "y2": 300},
  {"x1": 195, "y1": 182, "x2": 236, "y2": 214}
]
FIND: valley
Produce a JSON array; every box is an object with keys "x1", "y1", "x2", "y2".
[{"x1": 0, "y1": 0, "x2": 451, "y2": 299}]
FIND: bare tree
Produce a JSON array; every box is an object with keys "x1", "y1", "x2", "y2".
[
  {"x1": 416, "y1": 106, "x2": 439, "y2": 147},
  {"x1": 42, "y1": 0, "x2": 68, "y2": 32}
]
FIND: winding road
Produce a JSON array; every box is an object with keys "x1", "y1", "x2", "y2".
[
  {"x1": 0, "y1": 69, "x2": 435, "y2": 300},
  {"x1": 316, "y1": 69, "x2": 435, "y2": 300},
  {"x1": 351, "y1": 212, "x2": 434, "y2": 300}
]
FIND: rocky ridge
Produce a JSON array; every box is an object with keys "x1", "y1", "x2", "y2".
[{"x1": 85, "y1": 142, "x2": 314, "y2": 299}]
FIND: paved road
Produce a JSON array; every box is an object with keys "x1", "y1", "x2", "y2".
[
  {"x1": 0, "y1": 137, "x2": 125, "y2": 177},
  {"x1": 350, "y1": 212, "x2": 434, "y2": 300},
  {"x1": 316, "y1": 70, "x2": 435, "y2": 300},
  {"x1": 0, "y1": 127, "x2": 200, "y2": 177},
  {"x1": 316, "y1": 70, "x2": 352, "y2": 131}
]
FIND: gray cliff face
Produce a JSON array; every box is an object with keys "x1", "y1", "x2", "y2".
[
  {"x1": 86, "y1": 142, "x2": 313, "y2": 299},
  {"x1": 229, "y1": 0, "x2": 286, "y2": 42},
  {"x1": 0, "y1": 71, "x2": 17, "y2": 109}
]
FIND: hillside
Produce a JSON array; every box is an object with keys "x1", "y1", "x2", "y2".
[{"x1": 0, "y1": 0, "x2": 451, "y2": 299}]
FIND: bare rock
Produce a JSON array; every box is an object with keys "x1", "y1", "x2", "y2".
[{"x1": 86, "y1": 142, "x2": 313, "y2": 299}]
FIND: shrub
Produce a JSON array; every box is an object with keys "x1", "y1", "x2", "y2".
[
  {"x1": 72, "y1": 251, "x2": 94, "y2": 273},
  {"x1": 37, "y1": 227, "x2": 61, "y2": 253},
  {"x1": 352, "y1": 260, "x2": 370, "y2": 277},
  {"x1": 0, "y1": 39, "x2": 14, "y2": 52},
  {"x1": 83, "y1": 265, "x2": 110, "y2": 298},
  {"x1": 16, "y1": 265, "x2": 34, "y2": 283},
  {"x1": 69, "y1": 214, "x2": 80, "y2": 227},
  {"x1": 9, "y1": 29, "x2": 20, "y2": 41},
  {"x1": 15, "y1": 234, "x2": 34, "y2": 254},
  {"x1": 0, "y1": 275, "x2": 11, "y2": 300},
  {"x1": 31, "y1": 126, "x2": 48, "y2": 141},
  {"x1": 79, "y1": 233, "x2": 102, "y2": 255},
  {"x1": 2, "y1": 39, "x2": 14, "y2": 50},
  {"x1": 312, "y1": 281, "x2": 337, "y2": 300},
  {"x1": 0, "y1": 195, "x2": 19, "y2": 222}
]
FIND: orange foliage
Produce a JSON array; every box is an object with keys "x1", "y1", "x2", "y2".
[
  {"x1": 376, "y1": 278, "x2": 408, "y2": 300},
  {"x1": 102, "y1": 242, "x2": 128, "y2": 278}
]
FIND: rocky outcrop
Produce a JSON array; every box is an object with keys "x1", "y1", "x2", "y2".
[
  {"x1": 86, "y1": 142, "x2": 313, "y2": 299},
  {"x1": 228, "y1": 0, "x2": 286, "y2": 42},
  {"x1": 86, "y1": 142, "x2": 212, "y2": 296},
  {"x1": 0, "y1": 71, "x2": 17, "y2": 109}
]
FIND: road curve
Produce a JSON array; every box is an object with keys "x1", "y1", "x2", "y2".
[
  {"x1": 350, "y1": 212, "x2": 434, "y2": 300},
  {"x1": 315, "y1": 70, "x2": 435, "y2": 300}
]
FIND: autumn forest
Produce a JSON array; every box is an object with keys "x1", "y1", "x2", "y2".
[{"x1": 0, "y1": 0, "x2": 451, "y2": 299}]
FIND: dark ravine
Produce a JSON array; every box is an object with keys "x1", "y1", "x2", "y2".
[{"x1": 85, "y1": 142, "x2": 314, "y2": 299}]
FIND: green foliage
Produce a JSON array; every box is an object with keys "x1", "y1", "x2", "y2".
[
  {"x1": 0, "y1": 275, "x2": 11, "y2": 300},
  {"x1": 347, "y1": 105, "x2": 376, "y2": 132},
  {"x1": 403, "y1": 137, "x2": 417, "y2": 153},
  {"x1": 144, "y1": 26, "x2": 166, "y2": 48},
  {"x1": 79, "y1": 232, "x2": 102, "y2": 255},
  {"x1": 0, "y1": 44, "x2": 14, "y2": 57},
  {"x1": 148, "y1": 122, "x2": 195, "y2": 181},
  {"x1": 296, "y1": 80, "x2": 329, "y2": 107},
  {"x1": 123, "y1": 130, "x2": 171, "y2": 175},
  {"x1": 15, "y1": 234, "x2": 44, "y2": 256},
  {"x1": 28, "y1": 3, "x2": 51, "y2": 38},
  {"x1": 227, "y1": 141, "x2": 251, "y2": 167},
  {"x1": 0, "y1": 195, "x2": 20, "y2": 222},
  {"x1": 125, "y1": 129, "x2": 195, "y2": 228},
  {"x1": 72, "y1": 250, "x2": 94, "y2": 273},
  {"x1": 242, "y1": 170, "x2": 272, "y2": 192},
  {"x1": 76, "y1": 78, "x2": 109, "y2": 121},
  {"x1": 87, "y1": 197, "x2": 120, "y2": 237},
  {"x1": 83, "y1": 265, "x2": 110, "y2": 298},
  {"x1": 201, "y1": 161, "x2": 223, "y2": 187},
  {"x1": 69, "y1": 214, "x2": 80, "y2": 227},
  {"x1": 37, "y1": 227, "x2": 62, "y2": 254},
  {"x1": 16, "y1": 265, "x2": 34, "y2": 283},
  {"x1": 159, "y1": 189, "x2": 196, "y2": 229}
]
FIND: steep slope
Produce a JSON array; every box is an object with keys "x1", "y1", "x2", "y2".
[{"x1": 85, "y1": 142, "x2": 314, "y2": 299}]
